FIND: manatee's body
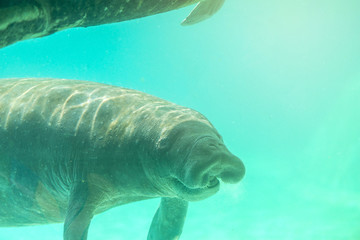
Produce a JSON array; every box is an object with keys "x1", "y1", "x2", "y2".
[
  {"x1": 0, "y1": 0, "x2": 225, "y2": 48},
  {"x1": 0, "y1": 78, "x2": 244, "y2": 239}
]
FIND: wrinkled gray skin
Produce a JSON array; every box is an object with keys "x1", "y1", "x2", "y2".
[
  {"x1": 0, "y1": 78, "x2": 245, "y2": 240},
  {"x1": 0, "y1": 0, "x2": 225, "y2": 48}
]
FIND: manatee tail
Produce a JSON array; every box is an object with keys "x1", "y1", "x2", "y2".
[{"x1": 181, "y1": 0, "x2": 225, "y2": 26}]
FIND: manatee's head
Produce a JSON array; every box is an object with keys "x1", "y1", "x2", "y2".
[{"x1": 159, "y1": 121, "x2": 245, "y2": 201}]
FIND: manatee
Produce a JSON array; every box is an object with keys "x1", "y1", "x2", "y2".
[
  {"x1": 0, "y1": 78, "x2": 245, "y2": 240},
  {"x1": 0, "y1": 0, "x2": 225, "y2": 48}
]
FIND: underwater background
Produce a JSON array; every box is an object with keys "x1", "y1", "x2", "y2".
[{"x1": 0, "y1": 0, "x2": 359, "y2": 239}]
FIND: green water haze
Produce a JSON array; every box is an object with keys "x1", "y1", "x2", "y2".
[{"x1": 0, "y1": 0, "x2": 359, "y2": 239}]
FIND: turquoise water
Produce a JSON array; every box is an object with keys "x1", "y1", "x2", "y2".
[{"x1": 0, "y1": 0, "x2": 360, "y2": 239}]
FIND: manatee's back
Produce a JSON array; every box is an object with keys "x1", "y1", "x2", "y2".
[
  {"x1": 0, "y1": 78, "x2": 148, "y2": 146},
  {"x1": 0, "y1": 77, "x2": 210, "y2": 158}
]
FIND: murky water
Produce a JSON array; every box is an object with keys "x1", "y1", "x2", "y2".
[{"x1": 0, "y1": 0, "x2": 359, "y2": 239}]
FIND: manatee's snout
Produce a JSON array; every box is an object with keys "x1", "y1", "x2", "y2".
[
  {"x1": 180, "y1": 137, "x2": 245, "y2": 191},
  {"x1": 189, "y1": 150, "x2": 245, "y2": 188},
  {"x1": 214, "y1": 152, "x2": 245, "y2": 184}
]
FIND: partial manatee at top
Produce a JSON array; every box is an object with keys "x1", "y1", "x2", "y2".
[{"x1": 0, "y1": 0, "x2": 225, "y2": 48}]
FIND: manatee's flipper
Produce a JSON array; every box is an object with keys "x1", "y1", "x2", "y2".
[
  {"x1": 64, "y1": 182, "x2": 94, "y2": 240},
  {"x1": 147, "y1": 197, "x2": 188, "y2": 240},
  {"x1": 181, "y1": 0, "x2": 225, "y2": 26}
]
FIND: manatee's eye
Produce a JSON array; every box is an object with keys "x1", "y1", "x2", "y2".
[
  {"x1": 208, "y1": 140, "x2": 224, "y2": 150},
  {"x1": 190, "y1": 137, "x2": 223, "y2": 157},
  {"x1": 208, "y1": 143, "x2": 217, "y2": 149}
]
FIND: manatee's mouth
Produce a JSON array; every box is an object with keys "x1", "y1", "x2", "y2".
[
  {"x1": 172, "y1": 176, "x2": 220, "y2": 199},
  {"x1": 206, "y1": 177, "x2": 220, "y2": 188}
]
